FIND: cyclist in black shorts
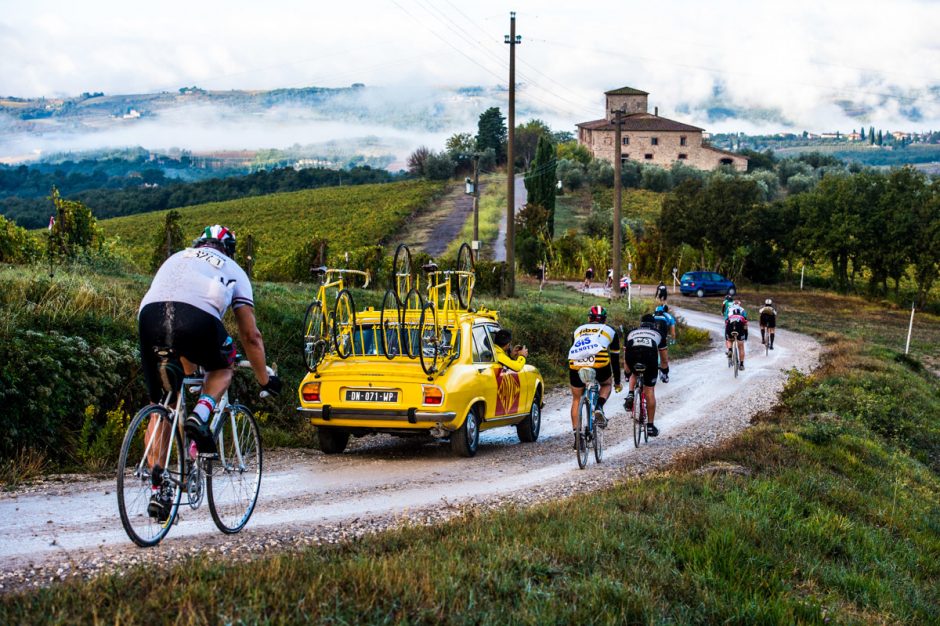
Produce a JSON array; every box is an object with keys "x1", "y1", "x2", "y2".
[
  {"x1": 656, "y1": 281, "x2": 668, "y2": 304},
  {"x1": 623, "y1": 314, "x2": 665, "y2": 436},
  {"x1": 138, "y1": 225, "x2": 282, "y2": 520},
  {"x1": 759, "y1": 298, "x2": 777, "y2": 349},
  {"x1": 567, "y1": 306, "x2": 622, "y2": 444}
]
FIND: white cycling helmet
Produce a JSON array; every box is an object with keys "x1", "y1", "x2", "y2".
[{"x1": 765, "y1": 298, "x2": 773, "y2": 305}]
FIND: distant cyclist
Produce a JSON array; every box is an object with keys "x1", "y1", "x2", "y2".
[
  {"x1": 138, "y1": 225, "x2": 281, "y2": 520},
  {"x1": 722, "y1": 293, "x2": 734, "y2": 319},
  {"x1": 583, "y1": 267, "x2": 594, "y2": 291},
  {"x1": 653, "y1": 304, "x2": 676, "y2": 382},
  {"x1": 656, "y1": 281, "x2": 668, "y2": 305},
  {"x1": 724, "y1": 299, "x2": 748, "y2": 370},
  {"x1": 623, "y1": 314, "x2": 665, "y2": 437},
  {"x1": 759, "y1": 298, "x2": 778, "y2": 350},
  {"x1": 567, "y1": 305, "x2": 622, "y2": 442}
]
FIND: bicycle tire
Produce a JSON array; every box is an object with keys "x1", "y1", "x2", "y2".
[
  {"x1": 402, "y1": 288, "x2": 425, "y2": 358},
  {"x1": 418, "y1": 301, "x2": 440, "y2": 375},
  {"x1": 117, "y1": 404, "x2": 184, "y2": 547},
  {"x1": 392, "y1": 243, "x2": 413, "y2": 300},
  {"x1": 641, "y1": 394, "x2": 649, "y2": 443},
  {"x1": 379, "y1": 289, "x2": 402, "y2": 359},
  {"x1": 303, "y1": 300, "x2": 328, "y2": 372},
  {"x1": 733, "y1": 342, "x2": 740, "y2": 378},
  {"x1": 592, "y1": 395, "x2": 604, "y2": 463},
  {"x1": 632, "y1": 385, "x2": 643, "y2": 448},
  {"x1": 455, "y1": 242, "x2": 475, "y2": 309},
  {"x1": 765, "y1": 334, "x2": 770, "y2": 357},
  {"x1": 207, "y1": 404, "x2": 262, "y2": 534},
  {"x1": 576, "y1": 396, "x2": 590, "y2": 469},
  {"x1": 333, "y1": 289, "x2": 357, "y2": 359}
]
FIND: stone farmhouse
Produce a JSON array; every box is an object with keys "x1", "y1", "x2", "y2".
[{"x1": 576, "y1": 87, "x2": 747, "y2": 172}]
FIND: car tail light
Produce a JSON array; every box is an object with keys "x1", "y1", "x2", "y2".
[
  {"x1": 689, "y1": 282, "x2": 696, "y2": 287},
  {"x1": 301, "y1": 382, "x2": 320, "y2": 402},
  {"x1": 422, "y1": 385, "x2": 444, "y2": 405}
]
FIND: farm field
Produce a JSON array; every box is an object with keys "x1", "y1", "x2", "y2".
[{"x1": 101, "y1": 180, "x2": 446, "y2": 278}]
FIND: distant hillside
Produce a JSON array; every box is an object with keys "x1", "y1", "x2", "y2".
[{"x1": 102, "y1": 180, "x2": 446, "y2": 278}]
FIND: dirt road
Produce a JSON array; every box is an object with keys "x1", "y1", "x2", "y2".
[{"x1": 0, "y1": 306, "x2": 818, "y2": 588}]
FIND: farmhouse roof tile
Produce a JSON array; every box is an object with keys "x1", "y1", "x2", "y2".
[
  {"x1": 576, "y1": 113, "x2": 704, "y2": 133},
  {"x1": 604, "y1": 86, "x2": 649, "y2": 96}
]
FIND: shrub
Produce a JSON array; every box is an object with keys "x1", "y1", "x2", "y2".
[{"x1": 425, "y1": 152, "x2": 456, "y2": 181}]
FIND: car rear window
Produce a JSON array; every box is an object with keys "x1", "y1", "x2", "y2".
[
  {"x1": 353, "y1": 324, "x2": 457, "y2": 358},
  {"x1": 681, "y1": 272, "x2": 696, "y2": 281}
]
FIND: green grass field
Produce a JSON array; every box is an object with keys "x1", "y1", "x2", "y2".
[{"x1": 101, "y1": 180, "x2": 446, "y2": 278}]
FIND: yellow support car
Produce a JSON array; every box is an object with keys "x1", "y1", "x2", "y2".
[{"x1": 297, "y1": 307, "x2": 544, "y2": 457}]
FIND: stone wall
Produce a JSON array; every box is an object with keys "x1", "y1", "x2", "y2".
[
  {"x1": 582, "y1": 129, "x2": 747, "y2": 172},
  {"x1": 605, "y1": 94, "x2": 648, "y2": 119}
]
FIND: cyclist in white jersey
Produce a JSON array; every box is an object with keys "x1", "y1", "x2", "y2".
[
  {"x1": 138, "y1": 225, "x2": 281, "y2": 521},
  {"x1": 567, "y1": 305, "x2": 622, "y2": 441}
]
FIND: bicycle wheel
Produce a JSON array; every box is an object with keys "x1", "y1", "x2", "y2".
[
  {"x1": 592, "y1": 396, "x2": 604, "y2": 463},
  {"x1": 418, "y1": 301, "x2": 440, "y2": 375},
  {"x1": 733, "y1": 343, "x2": 740, "y2": 378},
  {"x1": 401, "y1": 288, "x2": 425, "y2": 358},
  {"x1": 765, "y1": 334, "x2": 770, "y2": 357},
  {"x1": 455, "y1": 242, "x2": 475, "y2": 309},
  {"x1": 333, "y1": 289, "x2": 357, "y2": 359},
  {"x1": 632, "y1": 385, "x2": 643, "y2": 448},
  {"x1": 379, "y1": 289, "x2": 401, "y2": 360},
  {"x1": 303, "y1": 300, "x2": 328, "y2": 372},
  {"x1": 641, "y1": 395, "x2": 649, "y2": 444},
  {"x1": 576, "y1": 396, "x2": 590, "y2": 469},
  {"x1": 117, "y1": 405, "x2": 184, "y2": 547},
  {"x1": 207, "y1": 404, "x2": 262, "y2": 534},
  {"x1": 392, "y1": 243, "x2": 413, "y2": 299}
]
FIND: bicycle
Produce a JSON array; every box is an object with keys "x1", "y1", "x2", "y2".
[
  {"x1": 380, "y1": 244, "x2": 425, "y2": 360},
  {"x1": 417, "y1": 243, "x2": 475, "y2": 376},
  {"x1": 575, "y1": 368, "x2": 604, "y2": 469},
  {"x1": 630, "y1": 364, "x2": 649, "y2": 447},
  {"x1": 117, "y1": 350, "x2": 267, "y2": 547},
  {"x1": 302, "y1": 266, "x2": 370, "y2": 372},
  {"x1": 728, "y1": 330, "x2": 741, "y2": 378}
]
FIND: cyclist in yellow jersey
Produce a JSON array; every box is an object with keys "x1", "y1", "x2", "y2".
[{"x1": 567, "y1": 305, "x2": 622, "y2": 444}]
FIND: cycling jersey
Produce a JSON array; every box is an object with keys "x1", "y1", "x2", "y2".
[
  {"x1": 568, "y1": 323, "x2": 621, "y2": 370},
  {"x1": 759, "y1": 305, "x2": 777, "y2": 327},
  {"x1": 653, "y1": 311, "x2": 676, "y2": 337},
  {"x1": 656, "y1": 285, "x2": 667, "y2": 299},
  {"x1": 140, "y1": 247, "x2": 253, "y2": 320},
  {"x1": 725, "y1": 313, "x2": 748, "y2": 340},
  {"x1": 625, "y1": 327, "x2": 662, "y2": 386}
]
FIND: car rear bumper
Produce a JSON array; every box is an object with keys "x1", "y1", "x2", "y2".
[{"x1": 298, "y1": 406, "x2": 457, "y2": 425}]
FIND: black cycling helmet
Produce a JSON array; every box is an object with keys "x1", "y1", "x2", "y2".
[
  {"x1": 588, "y1": 305, "x2": 607, "y2": 323},
  {"x1": 640, "y1": 313, "x2": 658, "y2": 329},
  {"x1": 194, "y1": 224, "x2": 236, "y2": 258}
]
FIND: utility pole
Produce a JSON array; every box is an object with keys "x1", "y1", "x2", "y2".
[
  {"x1": 505, "y1": 11, "x2": 520, "y2": 296},
  {"x1": 473, "y1": 154, "x2": 480, "y2": 245},
  {"x1": 611, "y1": 108, "x2": 624, "y2": 300}
]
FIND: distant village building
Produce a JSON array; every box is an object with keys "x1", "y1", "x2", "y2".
[{"x1": 577, "y1": 86, "x2": 747, "y2": 172}]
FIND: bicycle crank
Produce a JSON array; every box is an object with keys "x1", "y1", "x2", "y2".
[{"x1": 186, "y1": 462, "x2": 204, "y2": 509}]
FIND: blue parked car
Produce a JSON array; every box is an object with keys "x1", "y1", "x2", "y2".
[{"x1": 679, "y1": 271, "x2": 736, "y2": 297}]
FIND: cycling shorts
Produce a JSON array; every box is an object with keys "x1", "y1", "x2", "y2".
[
  {"x1": 139, "y1": 301, "x2": 236, "y2": 402},
  {"x1": 725, "y1": 319, "x2": 748, "y2": 341},
  {"x1": 569, "y1": 363, "x2": 613, "y2": 389},
  {"x1": 625, "y1": 346, "x2": 659, "y2": 387},
  {"x1": 759, "y1": 313, "x2": 776, "y2": 328}
]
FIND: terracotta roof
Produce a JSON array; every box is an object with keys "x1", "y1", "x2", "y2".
[
  {"x1": 604, "y1": 86, "x2": 649, "y2": 96},
  {"x1": 702, "y1": 144, "x2": 747, "y2": 160},
  {"x1": 576, "y1": 113, "x2": 704, "y2": 133}
]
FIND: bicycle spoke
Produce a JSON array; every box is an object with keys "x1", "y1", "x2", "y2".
[{"x1": 207, "y1": 406, "x2": 262, "y2": 534}]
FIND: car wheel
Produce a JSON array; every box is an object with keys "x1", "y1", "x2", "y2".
[
  {"x1": 451, "y1": 406, "x2": 480, "y2": 457},
  {"x1": 516, "y1": 393, "x2": 541, "y2": 443},
  {"x1": 728, "y1": 286, "x2": 736, "y2": 295},
  {"x1": 696, "y1": 288, "x2": 705, "y2": 298},
  {"x1": 317, "y1": 428, "x2": 350, "y2": 454}
]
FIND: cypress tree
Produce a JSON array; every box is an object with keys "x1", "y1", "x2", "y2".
[{"x1": 524, "y1": 135, "x2": 557, "y2": 236}]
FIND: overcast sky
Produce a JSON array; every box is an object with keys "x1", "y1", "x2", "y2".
[{"x1": 2, "y1": 0, "x2": 939, "y2": 134}]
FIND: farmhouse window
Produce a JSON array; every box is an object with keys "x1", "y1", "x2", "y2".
[
  {"x1": 644, "y1": 154, "x2": 653, "y2": 160},
  {"x1": 680, "y1": 136, "x2": 687, "y2": 146},
  {"x1": 622, "y1": 137, "x2": 629, "y2": 145},
  {"x1": 651, "y1": 137, "x2": 659, "y2": 146},
  {"x1": 678, "y1": 153, "x2": 688, "y2": 160}
]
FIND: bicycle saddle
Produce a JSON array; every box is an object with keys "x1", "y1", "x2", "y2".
[
  {"x1": 421, "y1": 262, "x2": 439, "y2": 273},
  {"x1": 310, "y1": 265, "x2": 328, "y2": 276},
  {"x1": 633, "y1": 363, "x2": 647, "y2": 373}
]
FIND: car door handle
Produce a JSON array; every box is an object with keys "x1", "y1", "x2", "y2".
[{"x1": 477, "y1": 368, "x2": 487, "y2": 374}]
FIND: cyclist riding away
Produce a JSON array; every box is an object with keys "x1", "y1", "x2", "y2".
[
  {"x1": 725, "y1": 299, "x2": 748, "y2": 370},
  {"x1": 759, "y1": 299, "x2": 777, "y2": 350},
  {"x1": 138, "y1": 225, "x2": 282, "y2": 520},
  {"x1": 583, "y1": 267, "x2": 594, "y2": 291},
  {"x1": 624, "y1": 314, "x2": 665, "y2": 437},
  {"x1": 656, "y1": 281, "x2": 668, "y2": 305},
  {"x1": 653, "y1": 304, "x2": 676, "y2": 382},
  {"x1": 568, "y1": 305, "x2": 622, "y2": 442},
  {"x1": 722, "y1": 293, "x2": 734, "y2": 319}
]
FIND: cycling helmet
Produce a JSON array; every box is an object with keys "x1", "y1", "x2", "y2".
[
  {"x1": 724, "y1": 294, "x2": 733, "y2": 301},
  {"x1": 588, "y1": 305, "x2": 607, "y2": 323},
  {"x1": 639, "y1": 313, "x2": 658, "y2": 329},
  {"x1": 194, "y1": 224, "x2": 236, "y2": 258},
  {"x1": 655, "y1": 304, "x2": 670, "y2": 313},
  {"x1": 765, "y1": 298, "x2": 773, "y2": 305}
]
